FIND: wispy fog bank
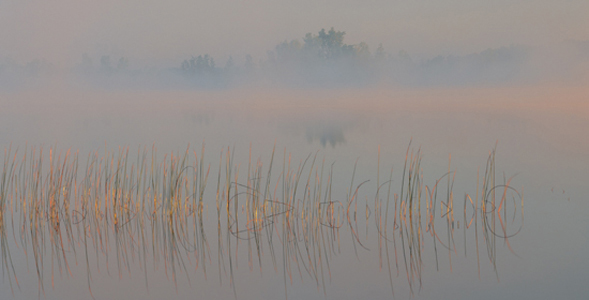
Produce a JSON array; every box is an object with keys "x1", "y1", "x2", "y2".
[
  {"x1": 2, "y1": 30, "x2": 588, "y2": 91},
  {"x1": 1, "y1": 1, "x2": 588, "y2": 90},
  {"x1": 47, "y1": 35, "x2": 589, "y2": 89}
]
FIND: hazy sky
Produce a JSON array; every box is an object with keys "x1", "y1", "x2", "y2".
[{"x1": 1, "y1": 0, "x2": 588, "y2": 67}]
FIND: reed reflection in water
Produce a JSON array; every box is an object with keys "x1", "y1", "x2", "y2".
[{"x1": 0, "y1": 144, "x2": 523, "y2": 299}]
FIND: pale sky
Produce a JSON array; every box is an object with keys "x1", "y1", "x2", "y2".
[{"x1": 1, "y1": 0, "x2": 588, "y2": 67}]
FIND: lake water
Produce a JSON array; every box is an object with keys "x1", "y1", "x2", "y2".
[{"x1": 0, "y1": 84, "x2": 588, "y2": 299}]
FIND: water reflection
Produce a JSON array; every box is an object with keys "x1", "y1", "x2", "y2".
[
  {"x1": 278, "y1": 118, "x2": 357, "y2": 148},
  {"x1": 0, "y1": 144, "x2": 523, "y2": 299},
  {"x1": 183, "y1": 111, "x2": 214, "y2": 126},
  {"x1": 305, "y1": 123, "x2": 347, "y2": 147}
]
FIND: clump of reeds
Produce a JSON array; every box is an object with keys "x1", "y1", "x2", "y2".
[{"x1": 0, "y1": 143, "x2": 524, "y2": 299}]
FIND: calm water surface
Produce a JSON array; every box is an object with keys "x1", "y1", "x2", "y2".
[{"x1": 0, "y1": 85, "x2": 588, "y2": 299}]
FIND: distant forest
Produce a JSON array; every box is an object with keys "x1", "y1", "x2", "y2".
[
  {"x1": 74, "y1": 28, "x2": 532, "y2": 88},
  {"x1": 2, "y1": 28, "x2": 588, "y2": 90}
]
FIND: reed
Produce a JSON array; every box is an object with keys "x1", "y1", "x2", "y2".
[{"x1": 0, "y1": 143, "x2": 524, "y2": 299}]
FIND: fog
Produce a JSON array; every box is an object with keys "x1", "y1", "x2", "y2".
[
  {"x1": 1, "y1": 3, "x2": 589, "y2": 299},
  {"x1": 1, "y1": 1, "x2": 588, "y2": 90}
]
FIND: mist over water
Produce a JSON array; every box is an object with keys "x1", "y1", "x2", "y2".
[
  {"x1": 1, "y1": 0, "x2": 589, "y2": 91},
  {"x1": 1, "y1": 1, "x2": 589, "y2": 300},
  {"x1": 2, "y1": 36, "x2": 589, "y2": 91},
  {"x1": 1, "y1": 84, "x2": 588, "y2": 300}
]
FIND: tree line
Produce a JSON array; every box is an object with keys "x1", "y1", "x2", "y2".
[{"x1": 72, "y1": 28, "x2": 541, "y2": 89}]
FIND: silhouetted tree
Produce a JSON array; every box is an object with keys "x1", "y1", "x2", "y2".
[
  {"x1": 244, "y1": 54, "x2": 255, "y2": 73},
  {"x1": 117, "y1": 57, "x2": 129, "y2": 70},
  {"x1": 224, "y1": 56, "x2": 235, "y2": 71},
  {"x1": 182, "y1": 54, "x2": 217, "y2": 76},
  {"x1": 100, "y1": 55, "x2": 112, "y2": 73},
  {"x1": 375, "y1": 44, "x2": 385, "y2": 61}
]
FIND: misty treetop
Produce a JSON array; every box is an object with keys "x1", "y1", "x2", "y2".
[
  {"x1": 181, "y1": 54, "x2": 216, "y2": 76},
  {"x1": 271, "y1": 28, "x2": 359, "y2": 63},
  {"x1": 174, "y1": 28, "x2": 376, "y2": 88},
  {"x1": 0, "y1": 58, "x2": 55, "y2": 91},
  {"x1": 263, "y1": 28, "x2": 376, "y2": 87},
  {"x1": 182, "y1": 28, "x2": 529, "y2": 88},
  {"x1": 66, "y1": 28, "x2": 538, "y2": 89}
]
